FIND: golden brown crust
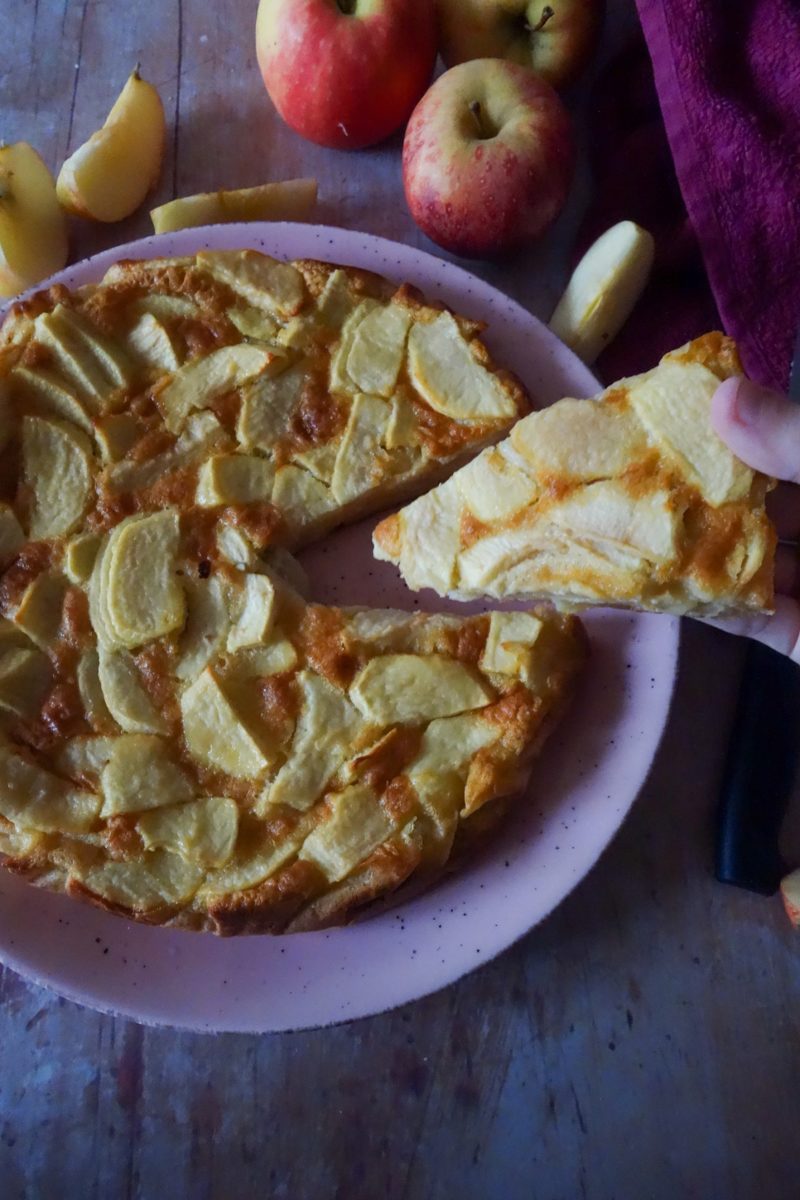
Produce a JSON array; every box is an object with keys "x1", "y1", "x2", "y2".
[{"x1": 293, "y1": 258, "x2": 394, "y2": 304}]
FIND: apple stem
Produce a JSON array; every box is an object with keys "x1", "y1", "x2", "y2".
[
  {"x1": 526, "y1": 5, "x2": 555, "y2": 34},
  {"x1": 469, "y1": 100, "x2": 491, "y2": 139}
]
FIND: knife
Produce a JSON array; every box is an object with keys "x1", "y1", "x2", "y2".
[{"x1": 715, "y1": 328, "x2": 800, "y2": 893}]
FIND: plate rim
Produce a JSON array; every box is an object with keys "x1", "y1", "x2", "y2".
[
  {"x1": 0, "y1": 222, "x2": 679, "y2": 1032},
  {"x1": 1, "y1": 221, "x2": 596, "y2": 393}
]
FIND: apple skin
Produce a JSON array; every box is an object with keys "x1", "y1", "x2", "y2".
[
  {"x1": 781, "y1": 869, "x2": 800, "y2": 928},
  {"x1": 403, "y1": 58, "x2": 574, "y2": 259},
  {"x1": 256, "y1": 0, "x2": 438, "y2": 150},
  {"x1": 437, "y1": 0, "x2": 604, "y2": 91}
]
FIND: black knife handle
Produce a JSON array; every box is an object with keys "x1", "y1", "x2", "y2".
[{"x1": 715, "y1": 639, "x2": 800, "y2": 894}]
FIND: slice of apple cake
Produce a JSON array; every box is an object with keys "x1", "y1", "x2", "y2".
[{"x1": 374, "y1": 335, "x2": 776, "y2": 617}]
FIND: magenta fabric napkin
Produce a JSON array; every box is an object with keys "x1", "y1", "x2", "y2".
[
  {"x1": 636, "y1": 0, "x2": 800, "y2": 390},
  {"x1": 581, "y1": 2, "x2": 800, "y2": 391},
  {"x1": 576, "y1": 34, "x2": 722, "y2": 384}
]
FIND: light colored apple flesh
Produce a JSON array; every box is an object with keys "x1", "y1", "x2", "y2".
[
  {"x1": 548, "y1": 221, "x2": 655, "y2": 363},
  {"x1": 0, "y1": 143, "x2": 68, "y2": 299},
  {"x1": 437, "y1": 0, "x2": 603, "y2": 90},
  {"x1": 150, "y1": 179, "x2": 318, "y2": 234},
  {"x1": 780, "y1": 869, "x2": 800, "y2": 928},
  {"x1": 57, "y1": 68, "x2": 166, "y2": 222}
]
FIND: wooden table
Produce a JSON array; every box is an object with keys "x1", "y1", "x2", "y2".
[{"x1": 2, "y1": 4, "x2": 799, "y2": 1198}]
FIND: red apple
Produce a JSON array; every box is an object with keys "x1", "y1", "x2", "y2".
[
  {"x1": 403, "y1": 58, "x2": 574, "y2": 258},
  {"x1": 256, "y1": 0, "x2": 438, "y2": 150},
  {"x1": 437, "y1": 0, "x2": 604, "y2": 91},
  {"x1": 780, "y1": 869, "x2": 800, "y2": 928}
]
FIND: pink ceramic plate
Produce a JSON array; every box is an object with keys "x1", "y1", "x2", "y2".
[{"x1": 0, "y1": 224, "x2": 678, "y2": 1031}]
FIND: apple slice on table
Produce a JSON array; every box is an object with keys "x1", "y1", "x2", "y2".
[
  {"x1": 548, "y1": 221, "x2": 655, "y2": 363},
  {"x1": 437, "y1": 0, "x2": 604, "y2": 90},
  {"x1": 151, "y1": 179, "x2": 318, "y2": 234},
  {"x1": 403, "y1": 58, "x2": 574, "y2": 259},
  {"x1": 0, "y1": 143, "x2": 68, "y2": 299},
  {"x1": 57, "y1": 67, "x2": 166, "y2": 222}
]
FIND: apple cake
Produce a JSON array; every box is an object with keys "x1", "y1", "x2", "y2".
[
  {"x1": 0, "y1": 248, "x2": 588, "y2": 933},
  {"x1": 374, "y1": 334, "x2": 776, "y2": 617}
]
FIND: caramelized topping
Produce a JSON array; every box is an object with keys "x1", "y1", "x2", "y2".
[
  {"x1": 357, "y1": 727, "x2": 423, "y2": 794},
  {"x1": 459, "y1": 510, "x2": 491, "y2": 550},
  {"x1": 431, "y1": 614, "x2": 490, "y2": 666},
  {"x1": 255, "y1": 671, "x2": 300, "y2": 739},
  {"x1": 133, "y1": 642, "x2": 181, "y2": 730},
  {"x1": 60, "y1": 586, "x2": 91, "y2": 648},
  {"x1": 0, "y1": 541, "x2": 54, "y2": 613},
  {"x1": 182, "y1": 507, "x2": 222, "y2": 568},
  {"x1": 207, "y1": 388, "x2": 242, "y2": 434},
  {"x1": 381, "y1": 775, "x2": 418, "y2": 823},
  {"x1": 136, "y1": 465, "x2": 200, "y2": 513},
  {"x1": 297, "y1": 605, "x2": 359, "y2": 689},
  {"x1": 410, "y1": 394, "x2": 495, "y2": 459},
  {"x1": 679, "y1": 502, "x2": 767, "y2": 596},
  {"x1": 13, "y1": 674, "x2": 86, "y2": 753},
  {"x1": 220, "y1": 501, "x2": 284, "y2": 551},
  {"x1": 289, "y1": 371, "x2": 346, "y2": 449},
  {"x1": 85, "y1": 483, "x2": 137, "y2": 533},
  {"x1": 104, "y1": 814, "x2": 144, "y2": 861},
  {"x1": 19, "y1": 340, "x2": 54, "y2": 370}
]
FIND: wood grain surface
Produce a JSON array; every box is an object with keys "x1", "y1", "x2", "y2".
[{"x1": 2, "y1": 4, "x2": 799, "y2": 1199}]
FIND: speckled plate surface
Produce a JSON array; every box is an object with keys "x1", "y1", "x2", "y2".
[{"x1": 0, "y1": 224, "x2": 678, "y2": 1032}]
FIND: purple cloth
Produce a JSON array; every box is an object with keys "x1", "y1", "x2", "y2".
[
  {"x1": 579, "y1": 5, "x2": 799, "y2": 389},
  {"x1": 634, "y1": 0, "x2": 800, "y2": 390},
  {"x1": 576, "y1": 35, "x2": 722, "y2": 384}
]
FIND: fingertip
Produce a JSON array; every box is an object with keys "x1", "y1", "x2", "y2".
[
  {"x1": 751, "y1": 596, "x2": 800, "y2": 665},
  {"x1": 701, "y1": 596, "x2": 800, "y2": 665},
  {"x1": 709, "y1": 375, "x2": 800, "y2": 479},
  {"x1": 709, "y1": 374, "x2": 766, "y2": 470},
  {"x1": 710, "y1": 375, "x2": 743, "y2": 439}
]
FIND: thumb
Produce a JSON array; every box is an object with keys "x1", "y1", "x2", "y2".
[
  {"x1": 710, "y1": 377, "x2": 800, "y2": 483},
  {"x1": 699, "y1": 595, "x2": 800, "y2": 666}
]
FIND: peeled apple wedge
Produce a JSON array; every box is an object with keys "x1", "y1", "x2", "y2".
[
  {"x1": 780, "y1": 869, "x2": 800, "y2": 928},
  {"x1": 0, "y1": 143, "x2": 68, "y2": 299},
  {"x1": 150, "y1": 179, "x2": 318, "y2": 234},
  {"x1": 57, "y1": 67, "x2": 166, "y2": 222},
  {"x1": 549, "y1": 221, "x2": 655, "y2": 364}
]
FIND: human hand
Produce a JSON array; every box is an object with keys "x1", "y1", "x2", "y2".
[{"x1": 708, "y1": 376, "x2": 800, "y2": 662}]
